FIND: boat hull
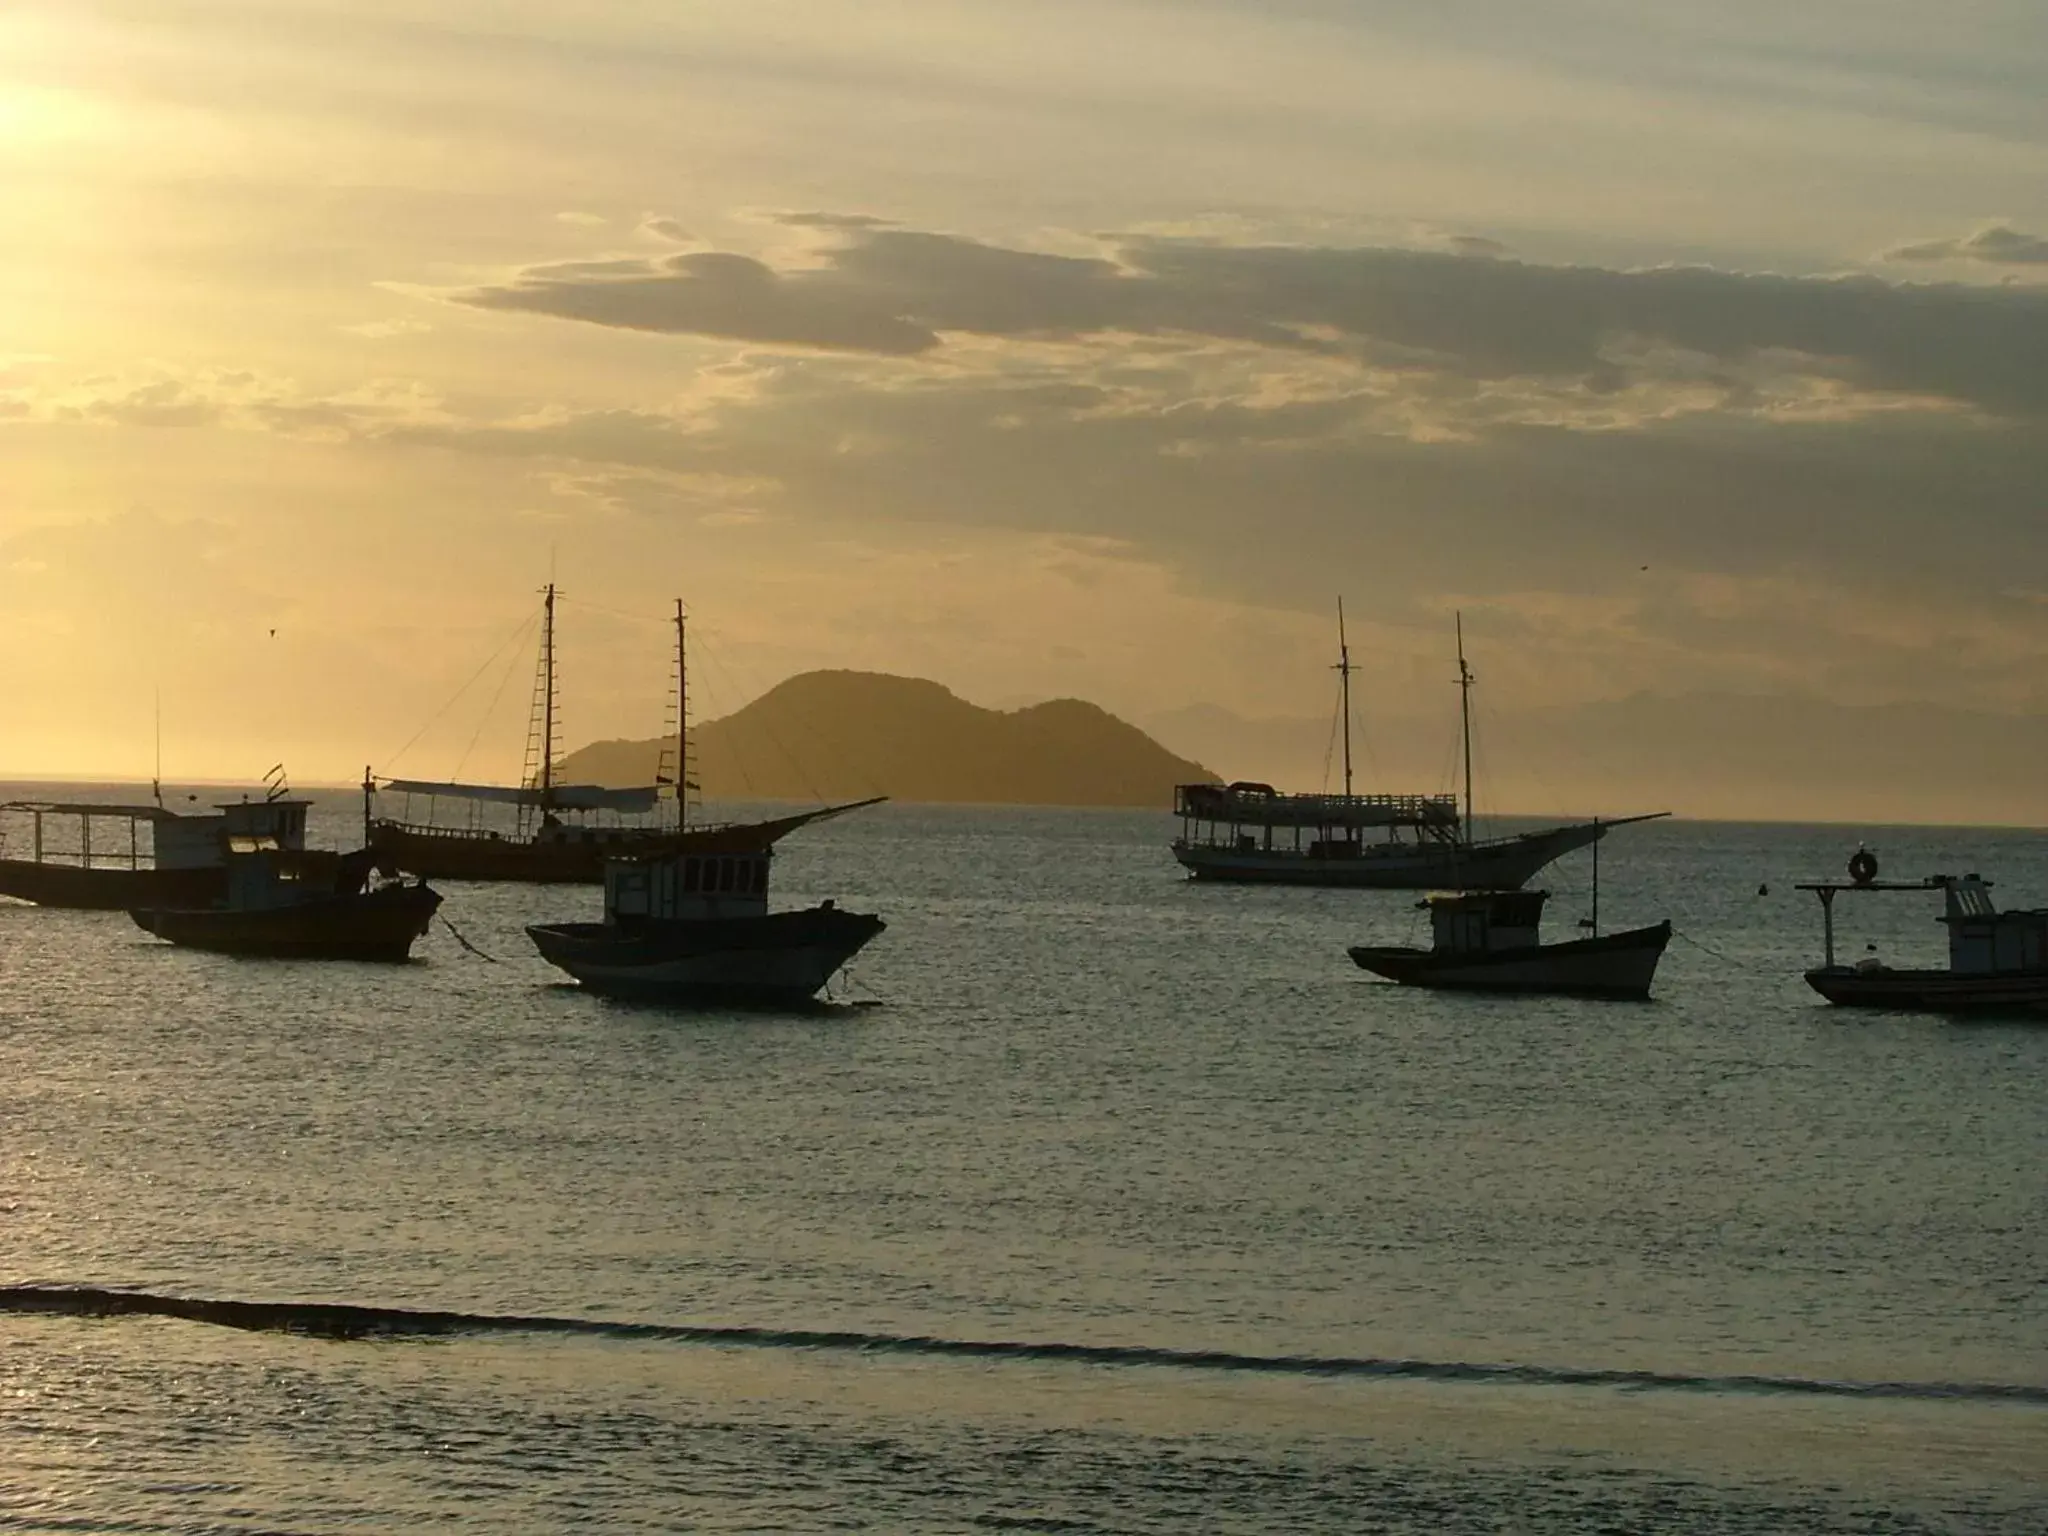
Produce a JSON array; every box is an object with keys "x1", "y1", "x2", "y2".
[
  {"x1": 1349, "y1": 921, "x2": 1671, "y2": 999},
  {"x1": 368, "y1": 822, "x2": 678, "y2": 884},
  {"x1": 130, "y1": 884, "x2": 442, "y2": 962},
  {"x1": 0, "y1": 860, "x2": 227, "y2": 911},
  {"x1": 527, "y1": 906, "x2": 885, "y2": 1005},
  {"x1": 1174, "y1": 820, "x2": 1607, "y2": 891},
  {"x1": 1804, "y1": 966, "x2": 2048, "y2": 1013}
]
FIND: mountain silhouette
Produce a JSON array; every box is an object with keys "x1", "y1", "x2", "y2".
[{"x1": 558, "y1": 670, "x2": 1215, "y2": 807}]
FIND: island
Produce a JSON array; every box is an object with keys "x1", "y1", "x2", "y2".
[{"x1": 556, "y1": 670, "x2": 1216, "y2": 809}]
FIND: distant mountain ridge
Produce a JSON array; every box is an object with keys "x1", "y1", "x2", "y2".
[{"x1": 557, "y1": 670, "x2": 1215, "y2": 808}]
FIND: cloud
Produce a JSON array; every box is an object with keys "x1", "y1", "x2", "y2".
[
  {"x1": 450, "y1": 221, "x2": 2048, "y2": 417},
  {"x1": 1886, "y1": 223, "x2": 2048, "y2": 267},
  {"x1": 460, "y1": 248, "x2": 944, "y2": 355}
]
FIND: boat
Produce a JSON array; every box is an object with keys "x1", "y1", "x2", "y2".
[
  {"x1": 527, "y1": 798, "x2": 887, "y2": 1005},
  {"x1": 1171, "y1": 608, "x2": 1666, "y2": 889},
  {"x1": 366, "y1": 588, "x2": 692, "y2": 884},
  {"x1": 0, "y1": 766, "x2": 301, "y2": 910},
  {"x1": 1347, "y1": 823, "x2": 1670, "y2": 998},
  {"x1": 130, "y1": 794, "x2": 441, "y2": 962},
  {"x1": 1796, "y1": 851, "x2": 2048, "y2": 1013}
]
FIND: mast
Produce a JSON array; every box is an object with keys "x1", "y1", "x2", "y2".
[
  {"x1": 152, "y1": 687, "x2": 163, "y2": 808},
  {"x1": 1456, "y1": 611, "x2": 1475, "y2": 844},
  {"x1": 539, "y1": 581, "x2": 557, "y2": 804},
  {"x1": 675, "y1": 599, "x2": 690, "y2": 829},
  {"x1": 1333, "y1": 597, "x2": 1355, "y2": 799}
]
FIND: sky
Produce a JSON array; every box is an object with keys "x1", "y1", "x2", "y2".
[{"x1": 3, "y1": 0, "x2": 2045, "y2": 810}]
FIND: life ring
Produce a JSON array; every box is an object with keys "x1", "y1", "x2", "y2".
[{"x1": 1847, "y1": 848, "x2": 1879, "y2": 885}]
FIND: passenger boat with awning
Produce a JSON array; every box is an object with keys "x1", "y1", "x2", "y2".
[
  {"x1": 0, "y1": 776, "x2": 299, "y2": 911},
  {"x1": 1797, "y1": 852, "x2": 2048, "y2": 1013},
  {"x1": 1171, "y1": 608, "x2": 1665, "y2": 890}
]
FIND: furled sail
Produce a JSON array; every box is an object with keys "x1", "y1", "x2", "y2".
[{"x1": 378, "y1": 779, "x2": 663, "y2": 815}]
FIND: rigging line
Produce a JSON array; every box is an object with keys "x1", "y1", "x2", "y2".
[
  {"x1": 1320, "y1": 685, "x2": 1341, "y2": 794},
  {"x1": 451, "y1": 613, "x2": 545, "y2": 785},
  {"x1": 691, "y1": 626, "x2": 840, "y2": 808},
  {"x1": 375, "y1": 607, "x2": 542, "y2": 774}
]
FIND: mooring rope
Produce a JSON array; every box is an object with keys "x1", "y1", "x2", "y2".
[{"x1": 1671, "y1": 927, "x2": 1744, "y2": 968}]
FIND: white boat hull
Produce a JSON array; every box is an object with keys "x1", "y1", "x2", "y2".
[{"x1": 1173, "y1": 820, "x2": 1608, "y2": 891}]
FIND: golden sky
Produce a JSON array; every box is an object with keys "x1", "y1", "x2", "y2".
[{"x1": 4, "y1": 1, "x2": 2045, "y2": 810}]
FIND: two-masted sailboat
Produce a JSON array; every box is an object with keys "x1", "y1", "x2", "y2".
[
  {"x1": 366, "y1": 585, "x2": 693, "y2": 884},
  {"x1": 1170, "y1": 607, "x2": 1665, "y2": 890}
]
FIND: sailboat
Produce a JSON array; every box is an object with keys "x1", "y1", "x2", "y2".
[
  {"x1": 1169, "y1": 608, "x2": 1665, "y2": 890},
  {"x1": 365, "y1": 587, "x2": 693, "y2": 884}
]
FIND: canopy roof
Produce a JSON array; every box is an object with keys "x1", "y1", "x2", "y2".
[
  {"x1": 1, "y1": 800, "x2": 187, "y2": 821},
  {"x1": 378, "y1": 779, "x2": 663, "y2": 815}
]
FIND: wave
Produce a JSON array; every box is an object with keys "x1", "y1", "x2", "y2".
[{"x1": 4, "y1": 1284, "x2": 2043, "y2": 1406}]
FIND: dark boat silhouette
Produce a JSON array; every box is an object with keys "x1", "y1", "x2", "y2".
[
  {"x1": 366, "y1": 587, "x2": 688, "y2": 884},
  {"x1": 527, "y1": 798, "x2": 885, "y2": 1005},
  {"x1": 130, "y1": 797, "x2": 440, "y2": 962},
  {"x1": 1349, "y1": 889, "x2": 1670, "y2": 1000}
]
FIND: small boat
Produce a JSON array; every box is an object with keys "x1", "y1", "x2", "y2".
[
  {"x1": 1171, "y1": 608, "x2": 1666, "y2": 890},
  {"x1": 1797, "y1": 851, "x2": 2048, "y2": 1013},
  {"x1": 130, "y1": 796, "x2": 440, "y2": 962},
  {"x1": 527, "y1": 799, "x2": 885, "y2": 1005},
  {"x1": 1348, "y1": 888, "x2": 1671, "y2": 999}
]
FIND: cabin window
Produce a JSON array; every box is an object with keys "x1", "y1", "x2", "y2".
[
  {"x1": 717, "y1": 858, "x2": 735, "y2": 893},
  {"x1": 682, "y1": 858, "x2": 700, "y2": 893}
]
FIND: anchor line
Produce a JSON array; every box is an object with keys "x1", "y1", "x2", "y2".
[
  {"x1": 438, "y1": 913, "x2": 500, "y2": 963},
  {"x1": 1671, "y1": 928, "x2": 1743, "y2": 968}
]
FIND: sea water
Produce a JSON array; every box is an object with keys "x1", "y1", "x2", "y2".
[{"x1": 2, "y1": 790, "x2": 2044, "y2": 1531}]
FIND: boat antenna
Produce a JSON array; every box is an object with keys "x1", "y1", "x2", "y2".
[
  {"x1": 1589, "y1": 817, "x2": 1601, "y2": 936},
  {"x1": 152, "y1": 686, "x2": 163, "y2": 808},
  {"x1": 1333, "y1": 597, "x2": 1355, "y2": 799},
  {"x1": 1456, "y1": 611, "x2": 1475, "y2": 843}
]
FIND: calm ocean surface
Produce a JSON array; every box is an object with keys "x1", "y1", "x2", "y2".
[{"x1": 2, "y1": 786, "x2": 2044, "y2": 1532}]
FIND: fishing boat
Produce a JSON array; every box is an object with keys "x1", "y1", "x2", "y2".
[
  {"x1": 366, "y1": 588, "x2": 691, "y2": 884},
  {"x1": 1171, "y1": 608, "x2": 1665, "y2": 889},
  {"x1": 526, "y1": 798, "x2": 887, "y2": 1005},
  {"x1": 1796, "y1": 851, "x2": 2048, "y2": 1013},
  {"x1": 1348, "y1": 816, "x2": 1670, "y2": 998},
  {"x1": 0, "y1": 765, "x2": 301, "y2": 911},
  {"x1": 131, "y1": 795, "x2": 440, "y2": 962}
]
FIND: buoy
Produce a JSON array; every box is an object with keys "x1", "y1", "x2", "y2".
[{"x1": 1848, "y1": 848, "x2": 1879, "y2": 885}]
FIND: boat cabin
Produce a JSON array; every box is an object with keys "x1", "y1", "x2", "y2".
[
  {"x1": 606, "y1": 849, "x2": 771, "y2": 923},
  {"x1": 1426, "y1": 890, "x2": 1546, "y2": 955},
  {"x1": 218, "y1": 800, "x2": 342, "y2": 909},
  {"x1": 1941, "y1": 876, "x2": 2048, "y2": 974}
]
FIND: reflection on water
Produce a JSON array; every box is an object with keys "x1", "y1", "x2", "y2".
[{"x1": 2, "y1": 791, "x2": 2045, "y2": 1530}]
